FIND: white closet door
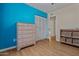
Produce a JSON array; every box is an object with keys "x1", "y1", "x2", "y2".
[
  {"x1": 40, "y1": 17, "x2": 48, "y2": 39},
  {"x1": 17, "y1": 23, "x2": 36, "y2": 50},
  {"x1": 35, "y1": 16, "x2": 48, "y2": 41},
  {"x1": 35, "y1": 16, "x2": 41, "y2": 41}
]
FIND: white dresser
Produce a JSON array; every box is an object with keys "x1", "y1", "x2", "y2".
[{"x1": 17, "y1": 23, "x2": 36, "y2": 50}]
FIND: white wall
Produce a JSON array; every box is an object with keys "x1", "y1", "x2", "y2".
[{"x1": 51, "y1": 4, "x2": 79, "y2": 41}]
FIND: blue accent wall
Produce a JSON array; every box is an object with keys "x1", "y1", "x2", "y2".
[{"x1": 0, "y1": 3, "x2": 48, "y2": 49}]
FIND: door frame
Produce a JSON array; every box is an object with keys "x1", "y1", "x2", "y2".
[{"x1": 48, "y1": 14, "x2": 56, "y2": 39}]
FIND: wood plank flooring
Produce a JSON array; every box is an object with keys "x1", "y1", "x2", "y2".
[{"x1": 0, "y1": 37, "x2": 79, "y2": 56}]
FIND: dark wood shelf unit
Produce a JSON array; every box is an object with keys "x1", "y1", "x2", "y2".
[{"x1": 60, "y1": 29, "x2": 79, "y2": 47}]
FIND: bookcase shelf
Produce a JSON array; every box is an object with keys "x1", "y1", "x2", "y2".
[{"x1": 60, "y1": 29, "x2": 79, "y2": 47}]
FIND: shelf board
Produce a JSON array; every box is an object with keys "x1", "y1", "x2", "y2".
[
  {"x1": 64, "y1": 37, "x2": 72, "y2": 38},
  {"x1": 60, "y1": 41, "x2": 65, "y2": 43},
  {"x1": 72, "y1": 37, "x2": 79, "y2": 39},
  {"x1": 73, "y1": 43, "x2": 79, "y2": 46},
  {"x1": 61, "y1": 36, "x2": 72, "y2": 38},
  {"x1": 66, "y1": 42, "x2": 72, "y2": 45}
]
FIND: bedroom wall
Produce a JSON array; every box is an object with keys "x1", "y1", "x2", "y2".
[
  {"x1": 52, "y1": 4, "x2": 79, "y2": 41},
  {"x1": 0, "y1": 3, "x2": 47, "y2": 50}
]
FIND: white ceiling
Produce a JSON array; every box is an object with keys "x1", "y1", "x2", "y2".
[{"x1": 27, "y1": 3, "x2": 74, "y2": 13}]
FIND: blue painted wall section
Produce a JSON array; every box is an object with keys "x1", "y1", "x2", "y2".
[{"x1": 0, "y1": 3, "x2": 48, "y2": 49}]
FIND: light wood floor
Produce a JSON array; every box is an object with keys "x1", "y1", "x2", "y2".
[{"x1": 0, "y1": 38, "x2": 79, "y2": 56}]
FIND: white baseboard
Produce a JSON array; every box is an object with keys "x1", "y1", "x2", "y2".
[{"x1": 0, "y1": 46, "x2": 16, "y2": 52}]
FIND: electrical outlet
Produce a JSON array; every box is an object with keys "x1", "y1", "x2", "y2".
[{"x1": 13, "y1": 38, "x2": 16, "y2": 42}]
